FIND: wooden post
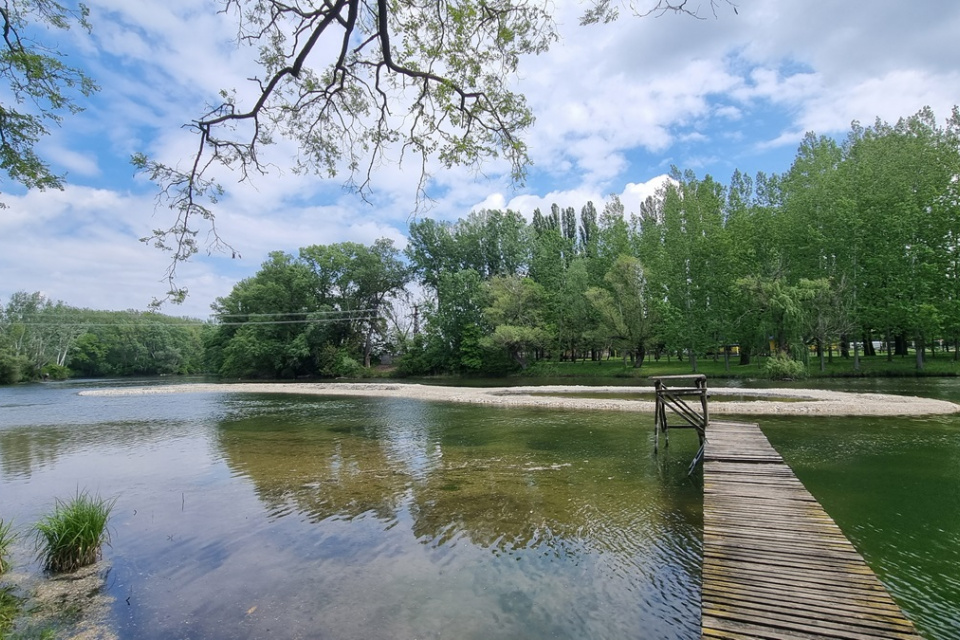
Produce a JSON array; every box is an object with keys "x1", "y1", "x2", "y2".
[{"x1": 650, "y1": 374, "x2": 708, "y2": 473}]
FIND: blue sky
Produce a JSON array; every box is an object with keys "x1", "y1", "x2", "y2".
[{"x1": 3, "y1": 0, "x2": 959, "y2": 318}]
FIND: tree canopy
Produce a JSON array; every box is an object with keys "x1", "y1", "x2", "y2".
[
  {"x1": 0, "y1": 0, "x2": 98, "y2": 198},
  {"x1": 130, "y1": 0, "x2": 734, "y2": 301},
  {"x1": 6, "y1": 105, "x2": 960, "y2": 383}
]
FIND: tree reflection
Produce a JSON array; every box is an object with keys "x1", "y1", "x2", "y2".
[{"x1": 214, "y1": 398, "x2": 702, "y2": 558}]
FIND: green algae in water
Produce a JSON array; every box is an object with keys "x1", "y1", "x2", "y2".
[{"x1": 761, "y1": 414, "x2": 960, "y2": 640}]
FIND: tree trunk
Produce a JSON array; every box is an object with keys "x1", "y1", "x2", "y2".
[
  {"x1": 512, "y1": 349, "x2": 528, "y2": 369},
  {"x1": 363, "y1": 330, "x2": 373, "y2": 368},
  {"x1": 895, "y1": 332, "x2": 909, "y2": 357},
  {"x1": 634, "y1": 344, "x2": 645, "y2": 368},
  {"x1": 916, "y1": 335, "x2": 925, "y2": 371},
  {"x1": 840, "y1": 337, "x2": 850, "y2": 359},
  {"x1": 739, "y1": 345, "x2": 751, "y2": 366},
  {"x1": 863, "y1": 331, "x2": 876, "y2": 357}
]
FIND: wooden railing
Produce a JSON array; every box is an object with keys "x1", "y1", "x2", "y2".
[{"x1": 651, "y1": 374, "x2": 708, "y2": 473}]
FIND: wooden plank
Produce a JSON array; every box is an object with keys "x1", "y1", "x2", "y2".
[
  {"x1": 701, "y1": 420, "x2": 921, "y2": 640},
  {"x1": 704, "y1": 590, "x2": 918, "y2": 630}
]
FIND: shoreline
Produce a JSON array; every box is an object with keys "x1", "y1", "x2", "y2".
[{"x1": 79, "y1": 382, "x2": 960, "y2": 417}]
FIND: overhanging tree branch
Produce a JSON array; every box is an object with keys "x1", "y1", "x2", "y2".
[{"x1": 136, "y1": 0, "x2": 735, "y2": 304}]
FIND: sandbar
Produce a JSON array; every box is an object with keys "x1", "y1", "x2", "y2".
[{"x1": 79, "y1": 382, "x2": 960, "y2": 417}]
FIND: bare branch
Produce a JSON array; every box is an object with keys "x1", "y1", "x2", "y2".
[{"x1": 144, "y1": 0, "x2": 743, "y2": 304}]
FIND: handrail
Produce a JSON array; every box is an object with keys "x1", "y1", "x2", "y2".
[{"x1": 651, "y1": 375, "x2": 708, "y2": 474}]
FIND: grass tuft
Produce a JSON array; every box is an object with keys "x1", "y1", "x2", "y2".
[
  {"x1": 0, "y1": 518, "x2": 15, "y2": 575},
  {"x1": 33, "y1": 491, "x2": 115, "y2": 573},
  {"x1": 0, "y1": 585, "x2": 24, "y2": 636}
]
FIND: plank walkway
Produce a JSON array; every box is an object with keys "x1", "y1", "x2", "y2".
[{"x1": 702, "y1": 420, "x2": 923, "y2": 640}]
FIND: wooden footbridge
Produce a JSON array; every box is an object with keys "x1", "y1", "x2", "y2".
[{"x1": 652, "y1": 376, "x2": 923, "y2": 640}]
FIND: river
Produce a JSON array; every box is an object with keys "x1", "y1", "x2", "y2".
[{"x1": 1, "y1": 377, "x2": 958, "y2": 639}]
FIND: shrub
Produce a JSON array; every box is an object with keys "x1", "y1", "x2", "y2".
[
  {"x1": 34, "y1": 492, "x2": 115, "y2": 573},
  {"x1": 0, "y1": 518, "x2": 15, "y2": 574},
  {"x1": 763, "y1": 352, "x2": 808, "y2": 380},
  {"x1": 0, "y1": 353, "x2": 30, "y2": 385},
  {"x1": 41, "y1": 363, "x2": 70, "y2": 380},
  {"x1": 333, "y1": 353, "x2": 363, "y2": 377}
]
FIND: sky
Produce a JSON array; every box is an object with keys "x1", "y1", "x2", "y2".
[{"x1": 2, "y1": 0, "x2": 959, "y2": 319}]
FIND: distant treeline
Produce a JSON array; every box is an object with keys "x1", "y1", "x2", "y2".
[
  {"x1": 0, "y1": 292, "x2": 207, "y2": 384},
  {"x1": 4, "y1": 106, "x2": 960, "y2": 383}
]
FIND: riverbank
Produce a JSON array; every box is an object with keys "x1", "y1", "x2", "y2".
[
  {"x1": 79, "y1": 382, "x2": 960, "y2": 417},
  {"x1": 518, "y1": 353, "x2": 960, "y2": 379}
]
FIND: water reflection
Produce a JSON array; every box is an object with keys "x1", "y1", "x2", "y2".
[
  {"x1": 215, "y1": 396, "x2": 701, "y2": 554},
  {"x1": 0, "y1": 382, "x2": 225, "y2": 479},
  {"x1": 210, "y1": 395, "x2": 703, "y2": 639}
]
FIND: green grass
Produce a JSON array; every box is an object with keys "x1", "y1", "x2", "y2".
[
  {"x1": 519, "y1": 352, "x2": 960, "y2": 380},
  {"x1": 0, "y1": 519, "x2": 14, "y2": 575},
  {"x1": 0, "y1": 585, "x2": 23, "y2": 637},
  {"x1": 33, "y1": 492, "x2": 115, "y2": 574}
]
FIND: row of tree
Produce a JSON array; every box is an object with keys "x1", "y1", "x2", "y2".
[
  {"x1": 402, "y1": 106, "x2": 960, "y2": 375},
  {"x1": 0, "y1": 292, "x2": 206, "y2": 384},
  {"x1": 5, "y1": 107, "x2": 958, "y2": 382}
]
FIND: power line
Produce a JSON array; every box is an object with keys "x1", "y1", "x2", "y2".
[
  {"x1": 5, "y1": 308, "x2": 380, "y2": 328},
  {"x1": 213, "y1": 308, "x2": 378, "y2": 318},
  {"x1": 4, "y1": 315, "x2": 380, "y2": 329}
]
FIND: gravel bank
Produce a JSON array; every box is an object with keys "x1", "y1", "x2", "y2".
[{"x1": 79, "y1": 382, "x2": 960, "y2": 417}]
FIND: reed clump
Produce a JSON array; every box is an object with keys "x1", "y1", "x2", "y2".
[
  {"x1": 33, "y1": 492, "x2": 115, "y2": 573},
  {"x1": 0, "y1": 518, "x2": 15, "y2": 575}
]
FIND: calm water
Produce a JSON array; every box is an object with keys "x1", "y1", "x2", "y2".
[
  {"x1": 759, "y1": 415, "x2": 960, "y2": 639},
  {"x1": 2, "y1": 378, "x2": 959, "y2": 639},
  {"x1": 725, "y1": 376, "x2": 960, "y2": 640},
  {"x1": 1, "y1": 379, "x2": 703, "y2": 639}
]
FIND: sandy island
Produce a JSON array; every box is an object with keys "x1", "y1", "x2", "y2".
[{"x1": 79, "y1": 382, "x2": 960, "y2": 417}]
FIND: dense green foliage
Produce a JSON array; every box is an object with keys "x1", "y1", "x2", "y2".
[
  {"x1": 33, "y1": 491, "x2": 114, "y2": 573},
  {"x1": 7, "y1": 106, "x2": 960, "y2": 382},
  {"x1": 401, "y1": 107, "x2": 960, "y2": 376},
  {"x1": 207, "y1": 240, "x2": 410, "y2": 378},
  {"x1": 0, "y1": 292, "x2": 207, "y2": 383}
]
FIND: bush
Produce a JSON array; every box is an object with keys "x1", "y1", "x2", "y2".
[
  {"x1": 764, "y1": 352, "x2": 808, "y2": 380},
  {"x1": 41, "y1": 363, "x2": 70, "y2": 380},
  {"x1": 34, "y1": 492, "x2": 115, "y2": 573},
  {"x1": 0, "y1": 353, "x2": 30, "y2": 385},
  {"x1": 333, "y1": 353, "x2": 363, "y2": 377}
]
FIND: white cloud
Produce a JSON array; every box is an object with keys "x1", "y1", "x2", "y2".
[
  {"x1": 41, "y1": 144, "x2": 102, "y2": 178},
  {"x1": 5, "y1": 0, "x2": 960, "y2": 315},
  {"x1": 0, "y1": 185, "x2": 230, "y2": 317},
  {"x1": 619, "y1": 175, "x2": 673, "y2": 213}
]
